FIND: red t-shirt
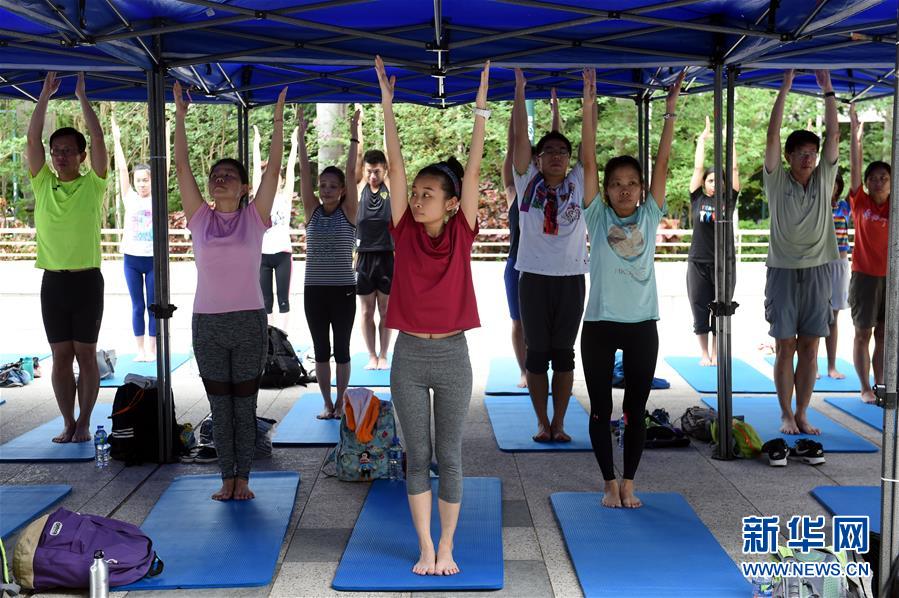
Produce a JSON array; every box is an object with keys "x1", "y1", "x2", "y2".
[
  {"x1": 850, "y1": 187, "x2": 889, "y2": 277},
  {"x1": 385, "y1": 209, "x2": 481, "y2": 334}
]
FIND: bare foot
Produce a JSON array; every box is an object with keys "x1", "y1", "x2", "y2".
[
  {"x1": 619, "y1": 480, "x2": 642, "y2": 508},
  {"x1": 862, "y1": 390, "x2": 878, "y2": 404},
  {"x1": 212, "y1": 478, "x2": 235, "y2": 501},
  {"x1": 52, "y1": 423, "x2": 75, "y2": 443},
  {"x1": 816, "y1": 372, "x2": 821, "y2": 379},
  {"x1": 517, "y1": 373, "x2": 528, "y2": 388},
  {"x1": 134, "y1": 353, "x2": 146, "y2": 362},
  {"x1": 412, "y1": 544, "x2": 436, "y2": 575},
  {"x1": 550, "y1": 424, "x2": 571, "y2": 443},
  {"x1": 317, "y1": 406, "x2": 335, "y2": 420},
  {"x1": 780, "y1": 413, "x2": 800, "y2": 435},
  {"x1": 601, "y1": 479, "x2": 621, "y2": 508},
  {"x1": 827, "y1": 367, "x2": 845, "y2": 380},
  {"x1": 333, "y1": 398, "x2": 344, "y2": 420},
  {"x1": 364, "y1": 355, "x2": 378, "y2": 370},
  {"x1": 233, "y1": 478, "x2": 255, "y2": 500},
  {"x1": 377, "y1": 357, "x2": 390, "y2": 370},
  {"x1": 435, "y1": 541, "x2": 460, "y2": 575},
  {"x1": 532, "y1": 423, "x2": 551, "y2": 443},
  {"x1": 795, "y1": 414, "x2": 821, "y2": 435},
  {"x1": 71, "y1": 424, "x2": 92, "y2": 443},
  {"x1": 699, "y1": 355, "x2": 713, "y2": 366},
  {"x1": 711, "y1": 356, "x2": 718, "y2": 366}
]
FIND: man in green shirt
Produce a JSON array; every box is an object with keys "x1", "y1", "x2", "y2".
[
  {"x1": 763, "y1": 69, "x2": 839, "y2": 437},
  {"x1": 27, "y1": 72, "x2": 108, "y2": 443}
]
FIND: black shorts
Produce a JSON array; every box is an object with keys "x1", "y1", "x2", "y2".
[
  {"x1": 518, "y1": 272, "x2": 585, "y2": 353},
  {"x1": 355, "y1": 250, "x2": 394, "y2": 295},
  {"x1": 40, "y1": 269, "x2": 104, "y2": 344}
]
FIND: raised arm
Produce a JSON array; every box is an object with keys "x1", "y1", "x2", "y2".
[
  {"x1": 550, "y1": 87, "x2": 561, "y2": 133},
  {"x1": 251, "y1": 125, "x2": 262, "y2": 195},
  {"x1": 690, "y1": 115, "x2": 710, "y2": 193},
  {"x1": 172, "y1": 81, "x2": 205, "y2": 222},
  {"x1": 75, "y1": 73, "x2": 107, "y2": 178},
  {"x1": 343, "y1": 109, "x2": 361, "y2": 225},
  {"x1": 512, "y1": 68, "x2": 531, "y2": 175},
  {"x1": 502, "y1": 110, "x2": 516, "y2": 207},
  {"x1": 849, "y1": 103, "x2": 862, "y2": 194},
  {"x1": 354, "y1": 103, "x2": 365, "y2": 188},
  {"x1": 284, "y1": 125, "x2": 299, "y2": 203},
  {"x1": 648, "y1": 72, "x2": 684, "y2": 208},
  {"x1": 298, "y1": 113, "x2": 320, "y2": 222},
  {"x1": 817, "y1": 70, "x2": 839, "y2": 165},
  {"x1": 253, "y1": 88, "x2": 286, "y2": 223},
  {"x1": 461, "y1": 62, "x2": 490, "y2": 230},
  {"x1": 375, "y1": 55, "x2": 408, "y2": 226},
  {"x1": 765, "y1": 69, "x2": 794, "y2": 174},
  {"x1": 581, "y1": 68, "x2": 599, "y2": 209},
  {"x1": 27, "y1": 72, "x2": 59, "y2": 176},
  {"x1": 165, "y1": 120, "x2": 172, "y2": 180},
  {"x1": 731, "y1": 138, "x2": 741, "y2": 193},
  {"x1": 110, "y1": 115, "x2": 131, "y2": 200}
]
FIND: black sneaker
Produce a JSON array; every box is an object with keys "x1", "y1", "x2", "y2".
[
  {"x1": 762, "y1": 438, "x2": 788, "y2": 467},
  {"x1": 193, "y1": 446, "x2": 218, "y2": 463},
  {"x1": 790, "y1": 439, "x2": 825, "y2": 465}
]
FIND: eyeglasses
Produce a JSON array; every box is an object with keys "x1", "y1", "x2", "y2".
[
  {"x1": 50, "y1": 147, "x2": 79, "y2": 157},
  {"x1": 539, "y1": 148, "x2": 571, "y2": 158},
  {"x1": 792, "y1": 151, "x2": 818, "y2": 160}
]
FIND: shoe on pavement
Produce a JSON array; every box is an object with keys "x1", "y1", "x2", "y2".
[{"x1": 761, "y1": 438, "x2": 788, "y2": 467}]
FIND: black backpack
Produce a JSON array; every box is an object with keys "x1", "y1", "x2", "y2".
[
  {"x1": 260, "y1": 326, "x2": 309, "y2": 389},
  {"x1": 680, "y1": 406, "x2": 716, "y2": 442},
  {"x1": 109, "y1": 381, "x2": 184, "y2": 465}
]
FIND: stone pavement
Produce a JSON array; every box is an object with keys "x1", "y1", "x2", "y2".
[{"x1": 0, "y1": 260, "x2": 883, "y2": 597}]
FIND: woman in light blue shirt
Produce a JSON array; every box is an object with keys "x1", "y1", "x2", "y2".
[{"x1": 581, "y1": 72, "x2": 684, "y2": 509}]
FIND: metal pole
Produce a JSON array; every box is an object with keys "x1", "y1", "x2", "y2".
[
  {"x1": 878, "y1": 14, "x2": 899, "y2": 593},
  {"x1": 146, "y1": 65, "x2": 175, "y2": 463},
  {"x1": 636, "y1": 97, "x2": 644, "y2": 167},
  {"x1": 643, "y1": 97, "x2": 651, "y2": 176},
  {"x1": 236, "y1": 104, "x2": 248, "y2": 169},
  {"x1": 711, "y1": 62, "x2": 734, "y2": 460}
]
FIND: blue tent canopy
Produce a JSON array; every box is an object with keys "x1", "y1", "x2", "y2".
[{"x1": 0, "y1": 0, "x2": 895, "y2": 105}]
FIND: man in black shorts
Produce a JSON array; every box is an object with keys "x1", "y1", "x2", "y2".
[
  {"x1": 27, "y1": 72, "x2": 108, "y2": 443},
  {"x1": 354, "y1": 112, "x2": 393, "y2": 370}
]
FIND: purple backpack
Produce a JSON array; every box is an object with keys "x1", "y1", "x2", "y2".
[{"x1": 12, "y1": 507, "x2": 162, "y2": 592}]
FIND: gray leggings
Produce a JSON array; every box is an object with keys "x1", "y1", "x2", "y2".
[
  {"x1": 390, "y1": 332, "x2": 472, "y2": 503},
  {"x1": 192, "y1": 309, "x2": 267, "y2": 480}
]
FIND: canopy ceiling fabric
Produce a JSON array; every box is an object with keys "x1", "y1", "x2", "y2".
[{"x1": 0, "y1": 0, "x2": 895, "y2": 105}]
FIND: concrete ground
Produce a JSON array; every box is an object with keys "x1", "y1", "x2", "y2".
[{"x1": 0, "y1": 259, "x2": 884, "y2": 597}]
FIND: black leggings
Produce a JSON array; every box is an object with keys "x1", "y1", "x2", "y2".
[
  {"x1": 581, "y1": 319, "x2": 659, "y2": 481},
  {"x1": 304, "y1": 285, "x2": 356, "y2": 364},
  {"x1": 686, "y1": 260, "x2": 735, "y2": 335},
  {"x1": 260, "y1": 252, "x2": 292, "y2": 314}
]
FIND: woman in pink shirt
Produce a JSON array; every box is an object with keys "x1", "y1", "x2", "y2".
[
  {"x1": 174, "y1": 81, "x2": 286, "y2": 501},
  {"x1": 376, "y1": 56, "x2": 488, "y2": 577}
]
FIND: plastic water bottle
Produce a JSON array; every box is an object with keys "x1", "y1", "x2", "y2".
[
  {"x1": 89, "y1": 549, "x2": 109, "y2": 598},
  {"x1": 617, "y1": 415, "x2": 626, "y2": 448},
  {"x1": 94, "y1": 426, "x2": 109, "y2": 469},
  {"x1": 751, "y1": 576, "x2": 773, "y2": 598},
  {"x1": 387, "y1": 437, "x2": 403, "y2": 481}
]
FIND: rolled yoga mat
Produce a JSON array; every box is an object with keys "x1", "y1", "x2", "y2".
[
  {"x1": 120, "y1": 472, "x2": 300, "y2": 590},
  {"x1": 552, "y1": 491, "x2": 750, "y2": 596},
  {"x1": 332, "y1": 477, "x2": 503, "y2": 591},
  {"x1": 665, "y1": 356, "x2": 775, "y2": 394}
]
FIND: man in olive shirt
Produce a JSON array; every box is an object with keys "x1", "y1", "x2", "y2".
[
  {"x1": 27, "y1": 72, "x2": 108, "y2": 443},
  {"x1": 763, "y1": 69, "x2": 839, "y2": 435}
]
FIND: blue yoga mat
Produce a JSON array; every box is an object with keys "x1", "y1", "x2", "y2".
[
  {"x1": 552, "y1": 492, "x2": 749, "y2": 597},
  {"x1": 100, "y1": 352, "x2": 192, "y2": 387},
  {"x1": 0, "y1": 403, "x2": 113, "y2": 462},
  {"x1": 0, "y1": 484, "x2": 71, "y2": 538},
  {"x1": 485, "y1": 356, "x2": 551, "y2": 396},
  {"x1": 764, "y1": 356, "x2": 870, "y2": 393},
  {"x1": 331, "y1": 352, "x2": 392, "y2": 387},
  {"x1": 273, "y1": 391, "x2": 392, "y2": 446},
  {"x1": 120, "y1": 472, "x2": 299, "y2": 590},
  {"x1": 824, "y1": 397, "x2": 883, "y2": 431},
  {"x1": 333, "y1": 477, "x2": 503, "y2": 591},
  {"x1": 665, "y1": 356, "x2": 775, "y2": 393},
  {"x1": 811, "y1": 486, "x2": 880, "y2": 534},
  {"x1": 0, "y1": 351, "x2": 50, "y2": 363},
  {"x1": 485, "y1": 396, "x2": 591, "y2": 451},
  {"x1": 701, "y1": 396, "x2": 878, "y2": 453}
]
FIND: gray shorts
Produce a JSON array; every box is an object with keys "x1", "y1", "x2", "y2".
[
  {"x1": 848, "y1": 271, "x2": 886, "y2": 329},
  {"x1": 829, "y1": 256, "x2": 850, "y2": 311},
  {"x1": 764, "y1": 265, "x2": 833, "y2": 339}
]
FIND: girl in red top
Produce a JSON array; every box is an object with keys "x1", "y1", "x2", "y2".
[
  {"x1": 848, "y1": 104, "x2": 891, "y2": 403},
  {"x1": 375, "y1": 55, "x2": 488, "y2": 577}
]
